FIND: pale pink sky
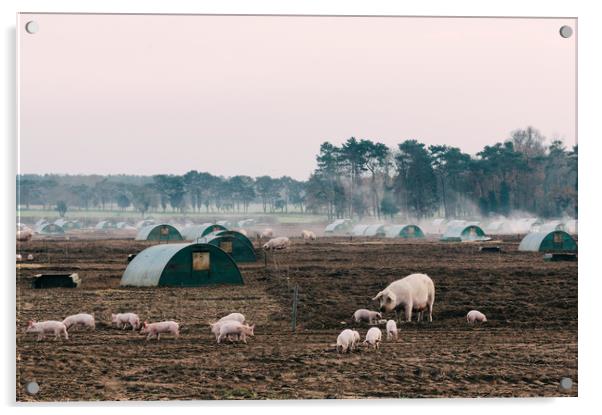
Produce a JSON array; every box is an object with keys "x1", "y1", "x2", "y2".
[{"x1": 19, "y1": 14, "x2": 576, "y2": 180}]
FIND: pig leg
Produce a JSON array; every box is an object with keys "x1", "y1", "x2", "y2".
[
  {"x1": 427, "y1": 302, "x2": 433, "y2": 322},
  {"x1": 404, "y1": 302, "x2": 413, "y2": 323},
  {"x1": 63, "y1": 328, "x2": 69, "y2": 340},
  {"x1": 156, "y1": 333, "x2": 161, "y2": 341}
]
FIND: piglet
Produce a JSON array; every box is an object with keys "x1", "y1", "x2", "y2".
[
  {"x1": 363, "y1": 327, "x2": 382, "y2": 350},
  {"x1": 467, "y1": 310, "x2": 487, "y2": 323},
  {"x1": 26, "y1": 320, "x2": 68, "y2": 341},
  {"x1": 112, "y1": 313, "x2": 140, "y2": 330},
  {"x1": 353, "y1": 309, "x2": 382, "y2": 324},
  {"x1": 336, "y1": 329, "x2": 355, "y2": 353},
  {"x1": 63, "y1": 313, "x2": 95, "y2": 331},
  {"x1": 386, "y1": 319, "x2": 398, "y2": 340},
  {"x1": 217, "y1": 321, "x2": 255, "y2": 344},
  {"x1": 140, "y1": 321, "x2": 180, "y2": 341}
]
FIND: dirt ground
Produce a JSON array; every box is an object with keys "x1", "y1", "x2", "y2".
[{"x1": 15, "y1": 234, "x2": 577, "y2": 401}]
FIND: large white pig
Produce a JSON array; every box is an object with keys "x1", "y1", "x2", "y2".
[
  {"x1": 112, "y1": 313, "x2": 140, "y2": 330},
  {"x1": 466, "y1": 310, "x2": 487, "y2": 323},
  {"x1": 62, "y1": 313, "x2": 95, "y2": 330},
  {"x1": 263, "y1": 237, "x2": 290, "y2": 250},
  {"x1": 26, "y1": 320, "x2": 68, "y2": 341},
  {"x1": 140, "y1": 321, "x2": 180, "y2": 341},
  {"x1": 363, "y1": 327, "x2": 382, "y2": 350},
  {"x1": 336, "y1": 329, "x2": 355, "y2": 353},
  {"x1": 372, "y1": 273, "x2": 435, "y2": 323}
]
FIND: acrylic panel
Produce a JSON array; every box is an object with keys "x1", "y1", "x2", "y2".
[{"x1": 16, "y1": 13, "x2": 577, "y2": 401}]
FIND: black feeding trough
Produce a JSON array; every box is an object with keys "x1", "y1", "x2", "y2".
[{"x1": 31, "y1": 273, "x2": 81, "y2": 289}]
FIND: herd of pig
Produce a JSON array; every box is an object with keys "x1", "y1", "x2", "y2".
[
  {"x1": 24, "y1": 312, "x2": 254, "y2": 344},
  {"x1": 260, "y1": 229, "x2": 316, "y2": 250},
  {"x1": 23, "y1": 273, "x2": 487, "y2": 356},
  {"x1": 336, "y1": 273, "x2": 487, "y2": 353}
]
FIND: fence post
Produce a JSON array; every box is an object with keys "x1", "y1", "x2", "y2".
[{"x1": 291, "y1": 284, "x2": 299, "y2": 332}]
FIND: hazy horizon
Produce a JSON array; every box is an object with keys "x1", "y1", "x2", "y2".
[{"x1": 19, "y1": 14, "x2": 576, "y2": 180}]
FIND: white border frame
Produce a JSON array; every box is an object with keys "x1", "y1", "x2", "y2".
[{"x1": 3, "y1": 1, "x2": 600, "y2": 414}]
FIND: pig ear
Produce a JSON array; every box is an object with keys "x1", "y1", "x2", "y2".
[{"x1": 372, "y1": 291, "x2": 383, "y2": 301}]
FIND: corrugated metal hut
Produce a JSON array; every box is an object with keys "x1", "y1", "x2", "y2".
[
  {"x1": 199, "y1": 232, "x2": 257, "y2": 263},
  {"x1": 136, "y1": 224, "x2": 184, "y2": 241},
  {"x1": 536, "y1": 221, "x2": 566, "y2": 233},
  {"x1": 35, "y1": 219, "x2": 48, "y2": 229},
  {"x1": 324, "y1": 219, "x2": 352, "y2": 234},
  {"x1": 54, "y1": 218, "x2": 81, "y2": 230},
  {"x1": 116, "y1": 221, "x2": 130, "y2": 229},
  {"x1": 35, "y1": 222, "x2": 65, "y2": 235},
  {"x1": 364, "y1": 224, "x2": 386, "y2": 237},
  {"x1": 237, "y1": 218, "x2": 256, "y2": 228},
  {"x1": 95, "y1": 220, "x2": 115, "y2": 230},
  {"x1": 136, "y1": 219, "x2": 155, "y2": 229},
  {"x1": 518, "y1": 231, "x2": 577, "y2": 252},
  {"x1": 213, "y1": 230, "x2": 254, "y2": 247},
  {"x1": 441, "y1": 224, "x2": 487, "y2": 241},
  {"x1": 384, "y1": 224, "x2": 425, "y2": 238},
  {"x1": 351, "y1": 224, "x2": 370, "y2": 236},
  {"x1": 181, "y1": 223, "x2": 228, "y2": 241},
  {"x1": 120, "y1": 243, "x2": 243, "y2": 287}
]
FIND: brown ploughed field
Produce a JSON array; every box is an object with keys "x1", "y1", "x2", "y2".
[{"x1": 16, "y1": 235, "x2": 577, "y2": 400}]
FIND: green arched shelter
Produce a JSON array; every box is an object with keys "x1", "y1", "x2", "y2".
[
  {"x1": 136, "y1": 224, "x2": 184, "y2": 241},
  {"x1": 441, "y1": 224, "x2": 487, "y2": 242},
  {"x1": 36, "y1": 223, "x2": 65, "y2": 235},
  {"x1": 324, "y1": 219, "x2": 352, "y2": 234},
  {"x1": 181, "y1": 223, "x2": 228, "y2": 240},
  {"x1": 518, "y1": 231, "x2": 577, "y2": 252},
  {"x1": 120, "y1": 243, "x2": 244, "y2": 287},
  {"x1": 54, "y1": 219, "x2": 81, "y2": 230},
  {"x1": 213, "y1": 230, "x2": 254, "y2": 248},
  {"x1": 200, "y1": 232, "x2": 257, "y2": 263},
  {"x1": 384, "y1": 224, "x2": 425, "y2": 238},
  {"x1": 95, "y1": 220, "x2": 115, "y2": 230}
]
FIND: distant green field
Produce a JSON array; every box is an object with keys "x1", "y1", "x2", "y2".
[{"x1": 16, "y1": 208, "x2": 329, "y2": 224}]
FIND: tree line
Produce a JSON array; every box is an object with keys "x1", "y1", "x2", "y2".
[{"x1": 17, "y1": 126, "x2": 577, "y2": 220}]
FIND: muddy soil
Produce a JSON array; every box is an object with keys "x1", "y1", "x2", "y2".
[{"x1": 16, "y1": 236, "x2": 577, "y2": 400}]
